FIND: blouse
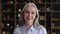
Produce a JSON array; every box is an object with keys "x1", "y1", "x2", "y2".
[{"x1": 13, "y1": 25, "x2": 47, "y2": 34}]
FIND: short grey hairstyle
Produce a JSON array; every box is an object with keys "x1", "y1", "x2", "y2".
[{"x1": 19, "y1": 3, "x2": 40, "y2": 29}]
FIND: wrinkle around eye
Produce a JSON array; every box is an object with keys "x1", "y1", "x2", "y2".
[
  {"x1": 25, "y1": 11, "x2": 29, "y2": 14},
  {"x1": 32, "y1": 11, "x2": 35, "y2": 14},
  {"x1": 24, "y1": 11, "x2": 36, "y2": 14}
]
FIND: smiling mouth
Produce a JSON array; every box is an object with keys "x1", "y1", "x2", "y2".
[{"x1": 26, "y1": 18, "x2": 32, "y2": 20}]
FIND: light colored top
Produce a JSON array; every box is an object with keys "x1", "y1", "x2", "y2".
[{"x1": 13, "y1": 25, "x2": 47, "y2": 34}]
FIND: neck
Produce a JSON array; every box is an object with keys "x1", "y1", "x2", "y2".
[{"x1": 25, "y1": 23, "x2": 32, "y2": 29}]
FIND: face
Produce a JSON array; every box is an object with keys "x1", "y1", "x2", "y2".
[{"x1": 24, "y1": 5, "x2": 36, "y2": 25}]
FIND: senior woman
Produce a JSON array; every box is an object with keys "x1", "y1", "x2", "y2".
[{"x1": 13, "y1": 3, "x2": 47, "y2": 34}]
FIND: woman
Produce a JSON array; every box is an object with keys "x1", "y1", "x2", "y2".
[{"x1": 13, "y1": 3, "x2": 47, "y2": 34}]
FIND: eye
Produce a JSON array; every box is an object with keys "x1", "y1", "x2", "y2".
[
  {"x1": 31, "y1": 11, "x2": 35, "y2": 14},
  {"x1": 25, "y1": 11, "x2": 29, "y2": 13}
]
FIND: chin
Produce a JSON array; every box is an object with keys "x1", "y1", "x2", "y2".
[{"x1": 27, "y1": 21, "x2": 32, "y2": 23}]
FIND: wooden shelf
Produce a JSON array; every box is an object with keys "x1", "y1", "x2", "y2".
[
  {"x1": 1, "y1": 3, "x2": 14, "y2": 5},
  {"x1": 51, "y1": 18, "x2": 60, "y2": 21},
  {"x1": 46, "y1": 2, "x2": 60, "y2": 4},
  {"x1": 2, "y1": 19, "x2": 15, "y2": 21},
  {"x1": 52, "y1": 28, "x2": 60, "y2": 30},
  {"x1": 15, "y1": 2, "x2": 60, "y2": 4},
  {"x1": 2, "y1": 27, "x2": 14, "y2": 29}
]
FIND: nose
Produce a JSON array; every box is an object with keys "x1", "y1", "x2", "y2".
[{"x1": 28, "y1": 13, "x2": 31, "y2": 17}]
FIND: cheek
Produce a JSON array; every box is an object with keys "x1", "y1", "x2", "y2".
[
  {"x1": 24, "y1": 13, "x2": 28, "y2": 19},
  {"x1": 32, "y1": 14, "x2": 36, "y2": 19}
]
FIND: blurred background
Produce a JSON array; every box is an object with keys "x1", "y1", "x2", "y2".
[{"x1": 0, "y1": 0, "x2": 60, "y2": 34}]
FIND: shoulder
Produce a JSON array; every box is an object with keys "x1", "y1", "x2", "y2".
[
  {"x1": 14, "y1": 27, "x2": 20, "y2": 31},
  {"x1": 13, "y1": 26, "x2": 24, "y2": 34},
  {"x1": 38, "y1": 25, "x2": 47, "y2": 34},
  {"x1": 37, "y1": 25, "x2": 47, "y2": 32},
  {"x1": 38, "y1": 25, "x2": 46, "y2": 30},
  {"x1": 14, "y1": 26, "x2": 24, "y2": 31},
  {"x1": 13, "y1": 27, "x2": 20, "y2": 34}
]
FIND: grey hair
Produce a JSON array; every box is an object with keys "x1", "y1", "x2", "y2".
[{"x1": 19, "y1": 3, "x2": 40, "y2": 29}]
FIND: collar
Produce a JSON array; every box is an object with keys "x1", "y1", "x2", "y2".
[{"x1": 23, "y1": 25, "x2": 35, "y2": 32}]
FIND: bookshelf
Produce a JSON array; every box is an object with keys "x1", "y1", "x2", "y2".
[{"x1": 0, "y1": 0, "x2": 60, "y2": 34}]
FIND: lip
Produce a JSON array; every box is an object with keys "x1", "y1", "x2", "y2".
[{"x1": 26, "y1": 17, "x2": 31, "y2": 20}]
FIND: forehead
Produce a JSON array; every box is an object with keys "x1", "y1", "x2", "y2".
[{"x1": 25, "y1": 5, "x2": 36, "y2": 11}]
